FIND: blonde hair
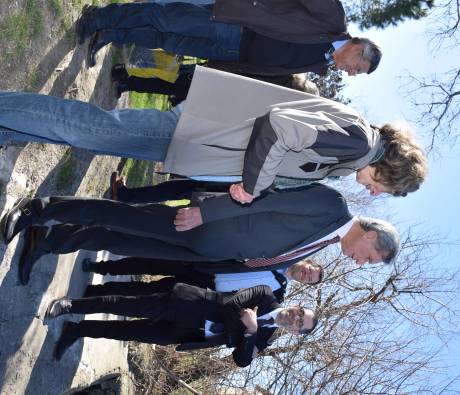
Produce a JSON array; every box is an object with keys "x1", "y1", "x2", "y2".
[{"x1": 373, "y1": 122, "x2": 428, "y2": 197}]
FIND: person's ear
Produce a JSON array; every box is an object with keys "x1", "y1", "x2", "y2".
[{"x1": 364, "y1": 230, "x2": 378, "y2": 241}]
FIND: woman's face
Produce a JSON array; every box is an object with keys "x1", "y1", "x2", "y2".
[{"x1": 356, "y1": 166, "x2": 393, "y2": 196}]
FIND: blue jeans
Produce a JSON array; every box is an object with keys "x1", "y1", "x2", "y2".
[
  {"x1": 0, "y1": 92, "x2": 182, "y2": 161},
  {"x1": 92, "y1": 3, "x2": 240, "y2": 61}
]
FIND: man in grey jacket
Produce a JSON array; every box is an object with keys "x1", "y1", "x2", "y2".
[
  {"x1": 0, "y1": 67, "x2": 427, "y2": 201},
  {"x1": 77, "y1": 1, "x2": 381, "y2": 76}
]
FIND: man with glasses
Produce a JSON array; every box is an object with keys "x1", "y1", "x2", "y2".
[
  {"x1": 76, "y1": 1, "x2": 382, "y2": 77},
  {"x1": 46, "y1": 284, "x2": 317, "y2": 365},
  {"x1": 81, "y1": 257, "x2": 324, "y2": 304}
]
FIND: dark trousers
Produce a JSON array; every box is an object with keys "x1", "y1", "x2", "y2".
[
  {"x1": 28, "y1": 196, "x2": 247, "y2": 261},
  {"x1": 69, "y1": 284, "x2": 221, "y2": 345},
  {"x1": 124, "y1": 66, "x2": 297, "y2": 107},
  {"x1": 70, "y1": 293, "x2": 172, "y2": 318},
  {"x1": 84, "y1": 279, "x2": 182, "y2": 297},
  {"x1": 89, "y1": 256, "x2": 213, "y2": 277},
  {"x1": 89, "y1": 3, "x2": 241, "y2": 61},
  {"x1": 126, "y1": 64, "x2": 196, "y2": 106},
  {"x1": 72, "y1": 319, "x2": 203, "y2": 345},
  {"x1": 43, "y1": 224, "x2": 207, "y2": 261},
  {"x1": 84, "y1": 258, "x2": 214, "y2": 297},
  {"x1": 117, "y1": 179, "x2": 231, "y2": 203}
]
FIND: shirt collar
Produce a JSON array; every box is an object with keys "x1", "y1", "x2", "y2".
[
  {"x1": 336, "y1": 217, "x2": 358, "y2": 240},
  {"x1": 332, "y1": 39, "x2": 348, "y2": 52},
  {"x1": 326, "y1": 39, "x2": 349, "y2": 63},
  {"x1": 266, "y1": 307, "x2": 284, "y2": 326}
]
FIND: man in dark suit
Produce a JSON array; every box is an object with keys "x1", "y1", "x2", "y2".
[
  {"x1": 77, "y1": 1, "x2": 381, "y2": 76},
  {"x1": 47, "y1": 284, "x2": 317, "y2": 365},
  {"x1": 81, "y1": 257, "x2": 323, "y2": 304},
  {"x1": 1, "y1": 184, "x2": 400, "y2": 285}
]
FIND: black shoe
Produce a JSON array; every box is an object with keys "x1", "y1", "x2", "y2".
[
  {"x1": 18, "y1": 226, "x2": 48, "y2": 286},
  {"x1": 111, "y1": 64, "x2": 129, "y2": 83},
  {"x1": 53, "y1": 321, "x2": 79, "y2": 361},
  {"x1": 76, "y1": 4, "x2": 98, "y2": 44},
  {"x1": 1, "y1": 198, "x2": 33, "y2": 244},
  {"x1": 46, "y1": 298, "x2": 73, "y2": 318},
  {"x1": 81, "y1": 258, "x2": 98, "y2": 273},
  {"x1": 114, "y1": 81, "x2": 129, "y2": 99},
  {"x1": 86, "y1": 31, "x2": 107, "y2": 68}
]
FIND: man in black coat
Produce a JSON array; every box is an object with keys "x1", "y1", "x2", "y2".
[
  {"x1": 47, "y1": 283, "x2": 317, "y2": 365},
  {"x1": 1, "y1": 184, "x2": 400, "y2": 285},
  {"x1": 77, "y1": 1, "x2": 381, "y2": 76}
]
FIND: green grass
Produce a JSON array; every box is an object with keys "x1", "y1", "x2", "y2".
[
  {"x1": 121, "y1": 158, "x2": 155, "y2": 188},
  {"x1": 0, "y1": 0, "x2": 44, "y2": 59},
  {"x1": 27, "y1": 67, "x2": 39, "y2": 91},
  {"x1": 111, "y1": 47, "x2": 124, "y2": 67},
  {"x1": 25, "y1": 0, "x2": 43, "y2": 37},
  {"x1": 122, "y1": 89, "x2": 170, "y2": 188},
  {"x1": 47, "y1": 0, "x2": 63, "y2": 18},
  {"x1": 0, "y1": 15, "x2": 28, "y2": 55},
  {"x1": 71, "y1": 0, "x2": 84, "y2": 7},
  {"x1": 56, "y1": 148, "x2": 76, "y2": 191}
]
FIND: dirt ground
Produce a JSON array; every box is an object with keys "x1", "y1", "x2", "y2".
[{"x1": 0, "y1": 2, "x2": 135, "y2": 394}]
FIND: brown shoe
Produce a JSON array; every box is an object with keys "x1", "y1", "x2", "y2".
[{"x1": 110, "y1": 171, "x2": 125, "y2": 201}]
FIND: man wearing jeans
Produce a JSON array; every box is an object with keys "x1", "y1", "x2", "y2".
[
  {"x1": 0, "y1": 66, "x2": 428, "y2": 203},
  {"x1": 77, "y1": 1, "x2": 382, "y2": 76}
]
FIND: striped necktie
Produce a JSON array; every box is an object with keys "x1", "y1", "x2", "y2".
[{"x1": 244, "y1": 236, "x2": 340, "y2": 268}]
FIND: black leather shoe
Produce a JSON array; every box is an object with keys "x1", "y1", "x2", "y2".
[
  {"x1": 54, "y1": 321, "x2": 79, "y2": 361},
  {"x1": 81, "y1": 258, "x2": 98, "y2": 273},
  {"x1": 111, "y1": 64, "x2": 129, "y2": 83},
  {"x1": 0, "y1": 198, "x2": 33, "y2": 244},
  {"x1": 46, "y1": 298, "x2": 73, "y2": 318},
  {"x1": 86, "y1": 31, "x2": 108, "y2": 68},
  {"x1": 75, "y1": 4, "x2": 98, "y2": 44},
  {"x1": 18, "y1": 226, "x2": 48, "y2": 286},
  {"x1": 114, "y1": 81, "x2": 129, "y2": 99}
]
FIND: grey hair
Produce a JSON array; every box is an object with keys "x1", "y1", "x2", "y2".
[
  {"x1": 358, "y1": 217, "x2": 400, "y2": 263},
  {"x1": 352, "y1": 37, "x2": 382, "y2": 74}
]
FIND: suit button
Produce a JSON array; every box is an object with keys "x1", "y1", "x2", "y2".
[{"x1": 253, "y1": 1, "x2": 257, "y2": 5}]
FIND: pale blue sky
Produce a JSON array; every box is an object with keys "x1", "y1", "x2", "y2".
[{"x1": 342, "y1": 17, "x2": 460, "y2": 389}]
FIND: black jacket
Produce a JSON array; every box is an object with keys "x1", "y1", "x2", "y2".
[{"x1": 173, "y1": 283, "x2": 280, "y2": 367}]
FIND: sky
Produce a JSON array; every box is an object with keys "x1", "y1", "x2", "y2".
[{"x1": 342, "y1": 15, "x2": 460, "y2": 390}]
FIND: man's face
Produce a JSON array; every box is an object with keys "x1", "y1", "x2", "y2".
[
  {"x1": 341, "y1": 230, "x2": 385, "y2": 266},
  {"x1": 334, "y1": 43, "x2": 371, "y2": 76},
  {"x1": 286, "y1": 260, "x2": 321, "y2": 284},
  {"x1": 275, "y1": 306, "x2": 314, "y2": 334},
  {"x1": 356, "y1": 166, "x2": 393, "y2": 196}
]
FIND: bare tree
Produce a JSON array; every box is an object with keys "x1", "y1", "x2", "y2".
[{"x1": 404, "y1": 0, "x2": 460, "y2": 151}]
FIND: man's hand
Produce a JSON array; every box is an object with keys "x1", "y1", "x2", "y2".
[
  {"x1": 240, "y1": 306, "x2": 258, "y2": 334},
  {"x1": 174, "y1": 207, "x2": 203, "y2": 231},
  {"x1": 229, "y1": 183, "x2": 254, "y2": 204}
]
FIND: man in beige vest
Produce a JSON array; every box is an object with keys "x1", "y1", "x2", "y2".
[{"x1": 0, "y1": 67, "x2": 427, "y2": 201}]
